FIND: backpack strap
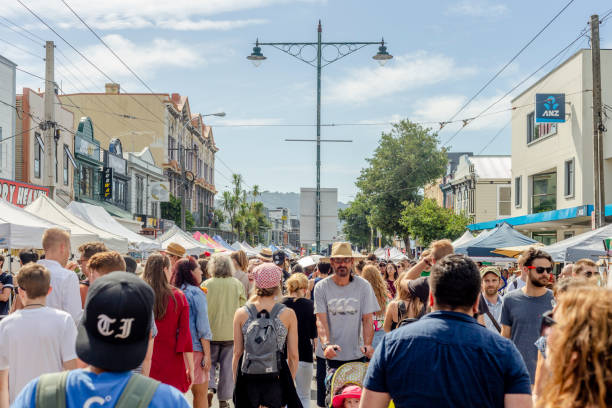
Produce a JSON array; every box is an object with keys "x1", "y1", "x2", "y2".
[
  {"x1": 245, "y1": 303, "x2": 259, "y2": 319},
  {"x1": 269, "y1": 303, "x2": 285, "y2": 320},
  {"x1": 115, "y1": 374, "x2": 160, "y2": 408},
  {"x1": 35, "y1": 371, "x2": 69, "y2": 408},
  {"x1": 397, "y1": 300, "x2": 407, "y2": 322}
]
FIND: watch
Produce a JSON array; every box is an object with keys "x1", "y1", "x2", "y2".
[{"x1": 321, "y1": 342, "x2": 330, "y2": 351}]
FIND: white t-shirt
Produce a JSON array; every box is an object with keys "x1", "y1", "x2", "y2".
[
  {"x1": 0, "y1": 306, "x2": 78, "y2": 403},
  {"x1": 37, "y1": 259, "x2": 83, "y2": 322}
]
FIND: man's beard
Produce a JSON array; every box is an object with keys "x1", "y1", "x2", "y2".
[
  {"x1": 485, "y1": 287, "x2": 498, "y2": 296},
  {"x1": 335, "y1": 266, "x2": 351, "y2": 277},
  {"x1": 529, "y1": 274, "x2": 547, "y2": 287}
]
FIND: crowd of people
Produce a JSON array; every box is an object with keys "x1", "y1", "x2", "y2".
[{"x1": 0, "y1": 227, "x2": 609, "y2": 407}]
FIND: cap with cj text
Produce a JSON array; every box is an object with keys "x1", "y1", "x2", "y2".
[{"x1": 76, "y1": 271, "x2": 154, "y2": 372}]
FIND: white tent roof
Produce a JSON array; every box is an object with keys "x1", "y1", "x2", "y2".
[
  {"x1": 0, "y1": 199, "x2": 64, "y2": 249},
  {"x1": 26, "y1": 196, "x2": 129, "y2": 253},
  {"x1": 232, "y1": 241, "x2": 259, "y2": 257},
  {"x1": 158, "y1": 226, "x2": 211, "y2": 256},
  {"x1": 542, "y1": 223, "x2": 612, "y2": 262},
  {"x1": 66, "y1": 201, "x2": 159, "y2": 252},
  {"x1": 452, "y1": 230, "x2": 475, "y2": 247}
]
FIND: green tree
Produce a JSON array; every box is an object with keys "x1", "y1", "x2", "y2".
[
  {"x1": 356, "y1": 120, "x2": 448, "y2": 254},
  {"x1": 399, "y1": 198, "x2": 470, "y2": 247},
  {"x1": 338, "y1": 194, "x2": 372, "y2": 249},
  {"x1": 160, "y1": 194, "x2": 194, "y2": 230}
]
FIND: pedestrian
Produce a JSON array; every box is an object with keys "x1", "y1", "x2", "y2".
[
  {"x1": 536, "y1": 286, "x2": 611, "y2": 408},
  {"x1": 203, "y1": 255, "x2": 246, "y2": 408},
  {"x1": 506, "y1": 251, "x2": 529, "y2": 293},
  {"x1": 18, "y1": 249, "x2": 38, "y2": 266},
  {"x1": 172, "y1": 257, "x2": 213, "y2": 408},
  {"x1": 332, "y1": 384, "x2": 362, "y2": 408},
  {"x1": 273, "y1": 250, "x2": 290, "y2": 291},
  {"x1": 383, "y1": 276, "x2": 428, "y2": 332},
  {"x1": 0, "y1": 263, "x2": 77, "y2": 404},
  {"x1": 377, "y1": 260, "x2": 387, "y2": 276},
  {"x1": 230, "y1": 250, "x2": 251, "y2": 298},
  {"x1": 571, "y1": 258, "x2": 598, "y2": 279},
  {"x1": 558, "y1": 263, "x2": 573, "y2": 279},
  {"x1": 282, "y1": 273, "x2": 316, "y2": 408},
  {"x1": 354, "y1": 260, "x2": 365, "y2": 276},
  {"x1": 360, "y1": 264, "x2": 389, "y2": 349},
  {"x1": 501, "y1": 247, "x2": 555, "y2": 385},
  {"x1": 37, "y1": 228, "x2": 82, "y2": 323},
  {"x1": 123, "y1": 256, "x2": 137, "y2": 273},
  {"x1": 198, "y1": 258, "x2": 210, "y2": 281},
  {"x1": 291, "y1": 264, "x2": 304, "y2": 275},
  {"x1": 360, "y1": 254, "x2": 532, "y2": 407},
  {"x1": 232, "y1": 263, "x2": 300, "y2": 408},
  {"x1": 478, "y1": 266, "x2": 504, "y2": 334},
  {"x1": 163, "y1": 242, "x2": 186, "y2": 271},
  {"x1": 0, "y1": 255, "x2": 13, "y2": 316},
  {"x1": 311, "y1": 260, "x2": 332, "y2": 407},
  {"x1": 258, "y1": 248, "x2": 274, "y2": 262},
  {"x1": 383, "y1": 263, "x2": 398, "y2": 299},
  {"x1": 144, "y1": 253, "x2": 194, "y2": 393},
  {"x1": 11, "y1": 272, "x2": 190, "y2": 407},
  {"x1": 314, "y1": 242, "x2": 379, "y2": 407},
  {"x1": 76, "y1": 242, "x2": 108, "y2": 307},
  {"x1": 397, "y1": 239, "x2": 454, "y2": 294}
]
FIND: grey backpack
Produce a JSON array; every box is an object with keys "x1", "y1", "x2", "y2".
[{"x1": 241, "y1": 303, "x2": 285, "y2": 375}]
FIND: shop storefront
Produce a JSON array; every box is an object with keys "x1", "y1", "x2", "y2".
[
  {"x1": 104, "y1": 139, "x2": 129, "y2": 212},
  {"x1": 73, "y1": 117, "x2": 102, "y2": 202}
]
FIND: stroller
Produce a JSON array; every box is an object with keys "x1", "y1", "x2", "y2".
[{"x1": 325, "y1": 361, "x2": 395, "y2": 408}]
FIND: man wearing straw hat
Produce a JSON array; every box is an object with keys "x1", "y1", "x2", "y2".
[
  {"x1": 314, "y1": 242, "x2": 379, "y2": 406},
  {"x1": 163, "y1": 243, "x2": 186, "y2": 269}
]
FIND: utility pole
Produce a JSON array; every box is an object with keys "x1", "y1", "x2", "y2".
[
  {"x1": 179, "y1": 125, "x2": 186, "y2": 230},
  {"x1": 44, "y1": 41, "x2": 56, "y2": 199},
  {"x1": 591, "y1": 14, "x2": 606, "y2": 229}
]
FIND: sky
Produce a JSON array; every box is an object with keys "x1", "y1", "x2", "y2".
[{"x1": 1, "y1": 0, "x2": 612, "y2": 203}]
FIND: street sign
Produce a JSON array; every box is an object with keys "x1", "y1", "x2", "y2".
[
  {"x1": 102, "y1": 167, "x2": 113, "y2": 198},
  {"x1": 535, "y1": 93, "x2": 565, "y2": 123}
]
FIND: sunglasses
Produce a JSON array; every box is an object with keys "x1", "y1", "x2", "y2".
[
  {"x1": 526, "y1": 266, "x2": 553, "y2": 274},
  {"x1": 540, "y1": 310, "x2": 556, "y2": 337}
]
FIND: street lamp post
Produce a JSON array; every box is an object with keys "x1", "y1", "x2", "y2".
[{"x1": 247, "y1": 20, "x2": 392, "y2": 253}]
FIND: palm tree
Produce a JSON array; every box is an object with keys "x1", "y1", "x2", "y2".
[{"x1": 220, "y1": 191, "x2": 236, "y2": 235}]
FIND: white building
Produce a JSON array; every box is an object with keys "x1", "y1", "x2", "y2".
[
  {"x1": 300, "y1": 187, "x2": 338, "y2": 250},
  {"x1": 0, "y1": 55, "x2": 16, "y2": 180},
  {"x1": 468, "y1": 49, "x2": 612, "y2": 244}
]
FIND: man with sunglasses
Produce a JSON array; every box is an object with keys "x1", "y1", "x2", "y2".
[
  {"x1": 572, "y1": 258, "x2": 598, "y2": 279},
  {"x1": 501, "y1": 247, "x2": 555, "y2": 385}
]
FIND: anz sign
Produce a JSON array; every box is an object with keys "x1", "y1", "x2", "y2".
[{"x1": 535, "y1": 93, "x2": 565, "y2": 123}]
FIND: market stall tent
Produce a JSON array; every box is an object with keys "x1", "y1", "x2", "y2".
[
  {"x1": 0, "y1": 199, "x2": 63, "y2": 249},
  {"x1": 66, "y1": 201, "x2": 159, "y2": 252},
  {"x1": 452, "y1": 230, "x2": 475, "y2": 247},
  {"x1": 541, "y1": 223, "x2": 612, "y2": 262},
  {"x1": 27, "y1": 196, "x2": 129, "y2": 253},
  {"x1": 455, "y1": 223, "x2": 537, "y2": 257},
  {"x1": 159, "y1": 226, "x2": 215, "y2": 256}
]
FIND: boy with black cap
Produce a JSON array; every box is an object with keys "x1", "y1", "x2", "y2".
[
  {"x1": 12, "y1": 272, "x2": 190, "y2": 407},
  {"x1": 273, "y1": 250, "x2": 290, "y2": 290}
]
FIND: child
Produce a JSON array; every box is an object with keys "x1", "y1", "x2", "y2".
[
  {"x1": 332, "y1": 384, "x2": 362, "y2": 408},
  {"x1": 0, "y1": 263, "x2": 78, "y2": 404}
]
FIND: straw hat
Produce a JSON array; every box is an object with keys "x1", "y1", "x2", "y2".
[
  {"x1": 164, "y1": 242, "x2": 185, "y2": 258},
  {"x1": 330, "y1": 242, "x2": 353, "y2": 258},
  {"x1": 258, "y1": 248, "x2": 273, "y2": 261}
]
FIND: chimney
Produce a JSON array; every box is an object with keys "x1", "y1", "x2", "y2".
[{"x1": 105, "y1": 83, "x2": 120, "y2": 94}]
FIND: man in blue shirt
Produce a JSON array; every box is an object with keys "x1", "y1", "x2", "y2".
[
  {"x1": 360, "y1": 254, "x2": 532, "y2": 408},
  {"x1": 12, "y1": 272, "x2": 190, "y2": 407}
]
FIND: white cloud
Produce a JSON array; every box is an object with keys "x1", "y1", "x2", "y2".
[
  {"x1": 4, "y1": 0, "x2": 310, "y2": 31},
  {"x1": 447, "y1": 0, "x2": 509, "y2": 17},
  {"x1": 326, "y1": 52, "x2": 476, "y2": 104}
]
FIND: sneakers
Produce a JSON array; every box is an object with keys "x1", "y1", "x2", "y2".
[{"x1": 207, "y1": 390, "x2": 214, "y2": 407}]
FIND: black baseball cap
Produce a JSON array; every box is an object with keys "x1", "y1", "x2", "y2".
[
  {"x1": 273, "y1": 250, "x2": 286, "y2": 266},
  {"x1": 76, "y1": 271, "x2": 154, "y2": 372}
]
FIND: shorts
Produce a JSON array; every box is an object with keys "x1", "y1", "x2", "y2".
[
  {"x1": 193, "y1": 351, "x2": 210, "y2": 385},
  {"x1": 244, "y1": 375, "x2": 282, "y2": 408}
]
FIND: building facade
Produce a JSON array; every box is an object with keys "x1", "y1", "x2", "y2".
[
  {"x1": 124, "y1": 147, "x2": 164, "y2": 233},
  {"x1": 424, "y1": 152, "x2": 472, "y2": 208},
  {"x1": 269, "y1": 207, "x2": 290, "y2": 246},
  {"x1": 16, "y1": 88, "x2": 75, "y2": 206},
  {"x1": 468, "y1": 49, "x2": 612, "y2": 244},
  {"x1": 0, "y1": 55, "x2": 16, "y2": 181}
]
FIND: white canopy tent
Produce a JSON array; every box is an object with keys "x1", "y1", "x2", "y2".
[
  {"x1": 232, "y1": 241, "x2": 259, "y2": 257},
  {"x1": 66, "y1": 201, "x2": 159, "y2": 252},
  {"x1": 452, "y1": 230, "x2": 475, "y2": 247},
  {"x1": 542, "y1": 223, "x2": 612, "y2": 262},
  {"x1": 158, "y1": 226, "x2": 213, "y2": 256},
  {"x1": 26, "y1": 196, "x2": 129, "y2": 253},
  {"x1": 0, "y1": 199, "x2": 63, "y2": 249}
]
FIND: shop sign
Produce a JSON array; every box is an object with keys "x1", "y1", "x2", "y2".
[
  {"x1": 75, "y1": 136, "x2": 100, "y2": 161},
  {"x1": 535, "y1": 93, "x2": 565, "y2": 123},
  {"x1": 149, "y1": 182, "x2": 170, "y2": 202},
  {"x1": 107, "y1": 153, "x2": 127, "y2": 176},
  {"x1": 102, "y1": 167, "x2": 113, "y2": 198},
  {"x1": 0, "y1": 178, "x2": 49, "y2": 207}
]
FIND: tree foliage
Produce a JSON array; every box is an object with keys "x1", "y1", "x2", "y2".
[
  {"x1": 399, "y1": 198, "x2": 470, "y2": 247},
  {"x1": 338, "y1": 194, "x2": 371, "y2": 249},
  {"x1": 161, "y1": 194, "x2": 194, "y2": 230},
  {"x1": 355, "y1": 120, "x2": 448, "y2": 251}
]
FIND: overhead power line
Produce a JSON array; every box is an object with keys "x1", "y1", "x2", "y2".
[
  {"x1": 0, "y1": 37, "x2": 44, "y2": 59},
  {"x1": 0, "y1": 15, "x2": 45, "y2": 43}
]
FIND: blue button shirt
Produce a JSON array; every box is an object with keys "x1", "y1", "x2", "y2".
[
  {"x1": 364, "y1": 311, "x2": 531, "y2": 408},
  {"x1": 181, "y1": 284, "x2": 213, "y2": 352}
]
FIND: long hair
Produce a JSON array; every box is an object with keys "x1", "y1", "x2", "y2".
[
  {"x1": 538, "y1": 286, "x2": 612, "y2": 408},
  {"x1": 361, "y1": 265, "x2": 389, "y2": 314},
  {"x1": 172, "y1": 257, "x2": 198, "y2": 288},
  {"x1": 385, "y1": 263, "x2": 399, "y2": 281},
  {"x1": 230, "y1": 250, "x2": 248, "y2": 272},
  {"x1": 208, "y1": 254, "x2": 234, "y2": 278},
  {"x1": 394, "y1": 273, "x2": 424, "y2": 319},
  {"x1": 143, "y1": 253, "x2": 175, "y2": 320}
]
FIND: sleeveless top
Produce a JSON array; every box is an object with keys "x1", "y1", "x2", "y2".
[
  {"x1": 241, "y1": 303, "x2": 289, "y2": 351},
  {"x1": 390, "y1": 299, "x2": 408, "y2": 331}
]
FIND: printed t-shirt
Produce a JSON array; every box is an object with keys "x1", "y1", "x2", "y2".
[
  {"x1": 202, "y1": 277, "x2": 246, "y2": 341},
  {"x1": 0, "y1": 307, "x2": 77, "y2": 403},
  {"x1": 314, "y1": 275, "x2": 379, "y2": 361},
  {"x1": 0, "y1": 273, "x2": 13, "y2": 315},
  {"x1": 281, "y1": 297, "x2": 317, "y2": 362},
  {"x1": 364, "y1": 311, "x2": 531, "y2": 408},
  {"x1": 12, "y1": 369, "x2": 190, "y2": 407},
  {"x1": 501, "y1": 288, "x2": 555, "y2": 383}
]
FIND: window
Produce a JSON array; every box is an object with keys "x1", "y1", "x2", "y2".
[
  {"x1": 532, "y1": 231, "x2": 557, "y2": 245},
  {"x1": 34, "y1": 132, "x2": 42, "y2": 178},
  {"x1": 113, "y1": 179, "x2": 126, "y2": 207},
  {"x1": 136, "y1": 176, "x2": 144, "y2": 214},
  {"x1": 168, "y1": 136, "x2": 176, "y2": 160},
  {"x1": 498, "y1": 186, "x2": 511, "y2": 217},
  {"x1": 564, "y1": 158, "x2": 574, "y2": 197},
  {"x1": 515, "y1": 176, "x2": 522, "y2": 207},
  {"x1": 531, "y1": 172, "x2": 557, "y2": 213},
  {"x1": 527, "y1": 112, "x2": 536, "y2": 143},
  {"x1": 563, "y1": 231, "x2": 574, "y2": 240},
  {"x1": 527, "y1": 111, "x2": 558, "y2": 144},
  {"x1": 63, "y1": 144, "x2": 69, "y2": 185},
  {"x1": 80, "y1": 165, "x2": 92, "y2": 197}
]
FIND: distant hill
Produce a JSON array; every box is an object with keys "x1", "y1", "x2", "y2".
[{"x1": 216, "y1": 191, "x2": 349, "y2": 216}]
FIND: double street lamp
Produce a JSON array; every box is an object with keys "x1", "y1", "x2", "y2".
[{"x1": 247, "y1": 20, "x2": 392, "y2": 253}]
